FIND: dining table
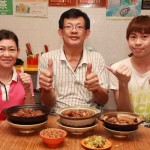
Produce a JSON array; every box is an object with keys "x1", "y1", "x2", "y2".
[{"x1": 0, "y1": 115, "x2": 150, "y2": 150}]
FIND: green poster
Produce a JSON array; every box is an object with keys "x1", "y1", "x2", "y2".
[{"x1": 0, "y1": 0, "x2": 13, "y2": 15}]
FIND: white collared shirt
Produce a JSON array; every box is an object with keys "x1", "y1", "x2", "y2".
[{"x1": 38, "y1": 46, "x2": 109, "y2": 109}]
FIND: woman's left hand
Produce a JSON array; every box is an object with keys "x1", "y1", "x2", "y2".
[{"x1": 19, "y1": 67, "x2": 31, "y2": 90}]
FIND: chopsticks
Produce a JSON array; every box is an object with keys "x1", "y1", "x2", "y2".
[
  {"x1": 26, "y1": 43, "x2": 33, "y2": 55},
  {"x1": 44, "y1": 44, "x2": 49, "y2": 52}
]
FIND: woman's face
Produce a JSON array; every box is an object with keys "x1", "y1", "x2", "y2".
[
  {"x1": 128, "y1": 32, "x2": 150, "y2": 58},
  {"x1": 58, "y1": 17, "x2": 90, "y2": 48},
  {"x1": 0, "y1": 39, "x2": 19, "y2": 69}
]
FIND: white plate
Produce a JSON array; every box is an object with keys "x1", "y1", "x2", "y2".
[
  {"x1": 103, "y1": 124, "x2": 137, "y2": 138},
  {"x1": 81, "y1": 136, "x2": 112, "y2": 150},
  {"x1": 6, "y1": 119, "x2": 47, "y2": 133},
  {"x1": 57, "y1": 119, "x2": 98, "y2": 135}
]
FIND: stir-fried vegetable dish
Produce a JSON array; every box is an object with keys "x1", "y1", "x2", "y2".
[{"x1": 84, "y1": 135, "x2": 106, "y2": 148}]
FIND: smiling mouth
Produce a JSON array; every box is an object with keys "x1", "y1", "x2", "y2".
[
  {"x1": 70, "y1": 36, "x2": 79, "y2": 40},
  {"x1": 2, "y1": 60, "x2": 12, "y2": 63},
  {"x1": 134, "y1": 48, "x2": 143, "y2": 52}
]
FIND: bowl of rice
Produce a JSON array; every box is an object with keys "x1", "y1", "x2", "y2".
[{"x1": 39, "y1": 128, "x2": 67, "y2": 148}]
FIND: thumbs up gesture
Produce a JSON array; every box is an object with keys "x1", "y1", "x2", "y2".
[
  {"x1": 84, "y1": 63, "x2": 99, "y2": 92},
  {"x1": 39, "y1": 58, "x2": 53, "y2": 91},
  {"x1": 19, "y1": 67, "x2": 31, "y2": 90}
]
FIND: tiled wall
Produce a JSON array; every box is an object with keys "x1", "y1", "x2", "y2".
[{"x1": 0, "y1": 7, "x2": 149, "y2": 109}]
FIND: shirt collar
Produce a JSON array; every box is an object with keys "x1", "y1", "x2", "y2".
[
  {"x1": 60, "y1": 46, "x2": 88, "y2": 65},
  {"x1": 0, "y1": 67, "x2": 18, "y2": 84},
  {"x1": 60, "y1": 46, "x2": 66, "y2": 61},
  {"x1": 12, "y1": 67, "x2": 18, "y2": 82}
]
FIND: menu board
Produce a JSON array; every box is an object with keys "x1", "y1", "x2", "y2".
[
  {"x1": 49, "y1": 0, "x2": 76, "y2": 6},
  {"x1": 49, "y1": 0, "x2": 106, "y2": 7}
]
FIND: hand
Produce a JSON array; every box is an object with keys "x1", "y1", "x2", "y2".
[
  {"x1": 107, "y1": 64, "x2": 132, "y2": 84},
  {"x1": 39, "y1": 58, "x2": 53, "y2": 91},
  {"x1": 19, "y1": 67, "x2": 31, "y2": 90},
  {"x1": 84, "y1": 63, "x2": 99, "y2": 91}
]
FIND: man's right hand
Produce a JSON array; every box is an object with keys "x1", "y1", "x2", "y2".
[{"x1": 39, "y1": 58, "x2": 53, "y2": 91}]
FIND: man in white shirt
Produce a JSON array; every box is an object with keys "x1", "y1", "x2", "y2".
[{"x1": 38, "y1": 8, "x2": 109, "y2": 111}]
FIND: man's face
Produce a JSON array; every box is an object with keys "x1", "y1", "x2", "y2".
[{"x1": 58, "y1": 17, "x2": 90, "y2": 47}]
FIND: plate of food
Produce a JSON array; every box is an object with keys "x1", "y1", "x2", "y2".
[
  {"x1": 100, "y1": 111, "x2": 145, "y2": 131},
  {"x1": 103, "y1": 124, "x2": 137, "y2": 138},
  {"x1": 57, "y1": 119, "x2": 98, "y2": 135},
  {"x1": 7, "y1": 119, "x2": 47, "y2": 133},
  {"x1": 81, "y1": 135, "x2": 112, "y2": 149}
]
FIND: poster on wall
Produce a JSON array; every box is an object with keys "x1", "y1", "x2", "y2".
[
  {"x1": 49, "y1": 0, "x2": 76, "y2": 6},
  {"x1": 0, "y1": 0, "x2": 13, "y2": 15},
  {"x1": 14, "y1": 0, "x2": 48, "y2": 17},
  {"x1": 106, "y1": 0, "x2": 142, "y2": 19},
  {"x1": 142, "y1": 0, "x2": 150, "y2": 9},
  {"x1": 78, "y1": 0, "x2": 106, "y2": 7}
]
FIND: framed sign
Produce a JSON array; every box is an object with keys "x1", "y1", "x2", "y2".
[
  {"x1": 0, "y1": 0, "x2": 13, "y2": 15},
  {"x1": 14, "y1": 0, "x2": 48, "y2": 17},
  {"x1": 48, "y1": 0, "x2": 106, "y2": 7},
  {"x1": 49, "y1": 0, "x2": 76, "y2": 6},
  {"x1": 142, "y1": 0, "x2": 150, "y2": 9},
  {"x1": 78, "y1": 0, "x2": 106, "y2": 8}
]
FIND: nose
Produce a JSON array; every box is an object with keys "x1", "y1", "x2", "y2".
[
  {"x1": 135, "y1": 37, "x2": 142, "y2": 45},
  {"x1": 3, "y1": 50, "x2": 10, "y2": 56},
  {"x1": 71, "y1": 26, "x2": 78, "y2": 32}
]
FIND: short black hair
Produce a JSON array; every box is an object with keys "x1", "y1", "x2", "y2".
[
  {"x1": 59, "y1": 8, "x2": 90, "y2": 29},
  {"x1": 0, "y1": 29, "x2": 19, "y2": 49}
]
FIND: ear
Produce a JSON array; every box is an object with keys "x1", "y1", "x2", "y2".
[
  {"x1": 58, "y1": 29, "x2": 63, "y2": 38},
  {"x1": 85, "y1": 29, "x2": 91, "y2": 39},
  {"x1": 17, "y1": 48, "x2": 20, "y2": 56}
]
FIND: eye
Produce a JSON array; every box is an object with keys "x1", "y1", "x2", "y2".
[
  {"x1": 9, "y1": 48, "x2": 17, "y2": 53},
  {"x1": 10, "y1": 48, "x2": 16, "y2": 51},
  {"x1": 64, "y1": 25, "x2": 72, "y2": 29},
  {"x1": 77, "y1": 25, "x2": 84, "y2": 29},
  {"x1": 142, "y1": 35, "x2": 149, "y2": 40},
  {"x1": 129, "y1": 35, "x2": 136, "y2": 39},
  {"x1": 0, "y1": 47, "x2": 4, "y2": 52}
]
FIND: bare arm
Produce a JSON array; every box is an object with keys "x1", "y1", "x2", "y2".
[
  {"x1": 39, "y1": 59, "x2": 56, "y2": 107},
  {"x1": 41, "y1": 88, "x2": 56, "y2": 107},
  {"x1": 84, "y1": 63, "x2": 108, "y2": 106},
  {"x1": 113, "y1": 86, "x2": 133, "y2": 112},
  {"x1": 19, "y1": 67, "x2": 35, "y2": 104},
  {"x1": 24, "y1": 88, "x2": 35, "y2": 104},
  {"x1": 107, "y1": 64, "x2": 133, "y2": 112},
  {"x1": 92, "y1": 86, "x2": 108, "y2": 105}
]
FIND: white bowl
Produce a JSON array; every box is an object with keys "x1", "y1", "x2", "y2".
[
  {"x1": 56, "y1": 106, "x2": 100, "y2": 127},
  {"x1": 7, "y1": 119, "x2": 47, "y2": 133},
  {"x1": 103, "y1": 124, "x2": 138, "y2": 138},
  {"x1": 57, "y1": 119, "x2": 98, "y2": 135}
]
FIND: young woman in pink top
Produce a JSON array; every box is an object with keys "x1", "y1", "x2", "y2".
[{"x1": 0, "y1": 29, "x2": 35, "y2": 120}]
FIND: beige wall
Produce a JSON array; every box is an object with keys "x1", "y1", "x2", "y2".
[{"x1": 0, "y1": 7, "x2": 149, "y2": 109}]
